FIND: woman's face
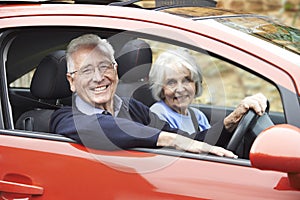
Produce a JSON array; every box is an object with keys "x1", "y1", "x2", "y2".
[{"x1": 162, "y1": 66, "x2": 196, "y2": 115}]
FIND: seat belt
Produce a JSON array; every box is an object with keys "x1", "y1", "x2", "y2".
[{"x1": 188, "y1": 107, "x2": 200, "y2": 132}]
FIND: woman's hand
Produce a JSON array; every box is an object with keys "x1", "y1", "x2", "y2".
[{"x1": 224, "y1": 93, "x2": 267, "y2": 132}]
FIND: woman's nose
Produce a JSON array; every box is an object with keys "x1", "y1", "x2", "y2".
[{"x1": 175, "y1": 82, "x2": 185, "y2": 92}]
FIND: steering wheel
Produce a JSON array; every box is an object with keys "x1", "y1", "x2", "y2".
[
  {"x1": 226, "y1": 104, "x2": 274, "y2": 154},
  {"x1": 226, "y1": 110, "x2": 257, "y2": 152}
]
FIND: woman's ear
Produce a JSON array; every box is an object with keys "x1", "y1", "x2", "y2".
[{"x1": 160, "y1": 90, "x2": 165, "y2": 100}]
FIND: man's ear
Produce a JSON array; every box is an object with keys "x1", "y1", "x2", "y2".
[
  {"x1": 66, "y1": 73, "x2": 76, "y2": 92},
  {"x1": 114, "y1": 63, "x2": 119, "y2": 82}
]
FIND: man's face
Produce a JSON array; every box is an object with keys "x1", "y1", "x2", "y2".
[{"x1": 67, "y1": 46, "x2": 118, "y2": 109}]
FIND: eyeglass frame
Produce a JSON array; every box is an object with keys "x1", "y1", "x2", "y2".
[{"x1": 68, "y1": 62, "x2": 117, "y2": 77}]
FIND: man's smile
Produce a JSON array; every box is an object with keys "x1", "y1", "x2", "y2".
[{"x1": 94, "y1": 85, "x2": 108, "y2": 92}]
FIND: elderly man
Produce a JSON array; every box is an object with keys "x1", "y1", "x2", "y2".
[{"x1": 50, "y1": 34, "x2": 267, "y2": 158}]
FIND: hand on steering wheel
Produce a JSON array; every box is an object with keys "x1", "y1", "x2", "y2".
[
  {"x1": 226, "y1": 109, "x2": 257, "y2": 152},
  {"x1": 226, "y1": 104, "x2": 274, "y2": 153}
]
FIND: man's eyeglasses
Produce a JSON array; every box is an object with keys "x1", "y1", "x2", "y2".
[{"x1": 69, "y1": 62, "x2": 116, "y2": 77}]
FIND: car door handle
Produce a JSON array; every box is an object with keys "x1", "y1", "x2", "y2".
[{"x1": 0, "y1": 180, "x2": 43, "y2": 195}]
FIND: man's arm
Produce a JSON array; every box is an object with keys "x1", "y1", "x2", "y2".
[
  {"x1": 50, "y1": 106, "x2": 237, "y2": 158},
  {"x1": 127, "y1": 98, "x2": 229, "y2": 146},
  {"x1": 50, "y1": 106, "x2": 160, "y2": 150},
  {"x1": 157, "y1": 131, "x2": 237, "y2": 158}
]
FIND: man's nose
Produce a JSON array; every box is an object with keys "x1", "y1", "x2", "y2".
[{"x1": 92, "y1": 68, "x2": 104, "y2": 81}]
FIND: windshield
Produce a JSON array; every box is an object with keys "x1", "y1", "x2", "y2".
[
  {"x1": 160, "y1": 7, "x2": 300, "y2": 55},
  {"x1": 214, "y1": 17, "x2": 300, "y2": 55}
]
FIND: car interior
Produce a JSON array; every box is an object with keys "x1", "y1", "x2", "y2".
[
  {"x1": 15, "y1": 50, "x2": 72, "y2": 132},
  {"x1": 1, "y1": 26, "x2": 285, "y2": 162},
  {"x1": 115, "y1": 38, "x2": 157, "y2": 108}
]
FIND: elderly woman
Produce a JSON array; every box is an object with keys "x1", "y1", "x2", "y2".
[
  {"x1": 149, "y1": 48, "x2": 209, "y2": 134},
  {"x1": 149, "y1": 48, "x2": 267, "y2": 135}
]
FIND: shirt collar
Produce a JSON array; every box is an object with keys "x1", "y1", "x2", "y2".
[{"x1": 75, "y1": 94, "x2": 122, "y2": 116}]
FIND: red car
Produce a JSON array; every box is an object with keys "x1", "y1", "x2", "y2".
[{"x1": 0, "y1": 1, "x2": 299, "y2": 199}]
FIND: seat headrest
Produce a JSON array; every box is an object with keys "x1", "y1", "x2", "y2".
[
  {"x1": 30, "y1": 50, "x2": 72, "y2": 100},
  {"x1": 116, "y1": 39, "x2": 152, "y2": 83}
]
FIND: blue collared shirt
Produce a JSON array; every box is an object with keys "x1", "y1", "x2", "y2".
[{"x1": 75, "y1": 94, "x2": 123, "y2": 116}]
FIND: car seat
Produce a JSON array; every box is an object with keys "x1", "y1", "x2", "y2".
[
  {"x1": 15, "y1": 50, "x2": 72, "y2": 132},
  {"x1": 116, "y1": 39, "x2": 155, "y2": 107}
]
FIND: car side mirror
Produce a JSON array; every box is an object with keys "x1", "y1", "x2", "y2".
[{"x1": 250, "y1": 124, "x2": 300, "y2": 190}]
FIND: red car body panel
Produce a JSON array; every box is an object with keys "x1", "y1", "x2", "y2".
[{"x1": 1, "y1": 133, "x2": 300, "y2": 199}]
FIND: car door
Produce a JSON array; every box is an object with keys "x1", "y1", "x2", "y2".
[{"x1": 2, "y1": 130, "x2": 300, "y2": 200}]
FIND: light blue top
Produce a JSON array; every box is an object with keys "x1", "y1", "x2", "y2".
[{"x1": 150, "y1": 101, "x2": 211, "y2": 134}]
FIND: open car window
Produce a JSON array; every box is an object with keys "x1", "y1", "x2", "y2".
[
  {"x1": 11, "y1": 38, "x2": 284, "y2": 112},
  {"x1": 143, "y1": 38, "x2": 284, "y2": 112},
  {"x1": 4, "y1": 27, "x2": 285, "y2": 162}
]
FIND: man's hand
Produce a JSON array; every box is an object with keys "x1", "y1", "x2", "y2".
[
  {"x1": 157, "y1": 132, "x2": 238, "y2": 158},
  {"x1": 224, "y1": 93, "x2": 267, "y2": 132}
]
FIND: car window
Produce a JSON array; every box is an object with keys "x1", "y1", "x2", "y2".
[
  {"x1": 215, "y1": 17, "x2": 300, "y2": 55},
  {"x1": 10, "y1": 41, "x2": 283, "y2": 114},
  {"x1": 195, "y1": 55, "x2": 283, "y2": 113},
  {"x1": 10, "y1": 69, "x2": 35, "y2": 88},
  {"x1": 9, "y1": 34, "x2": 283, "y2": 128},
  {"x1": 4, "y1": 27, "x2": 284, "y2": 159},
  {"x1": 143, "y1": 38, "x2": 283, "y2": 113}
]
